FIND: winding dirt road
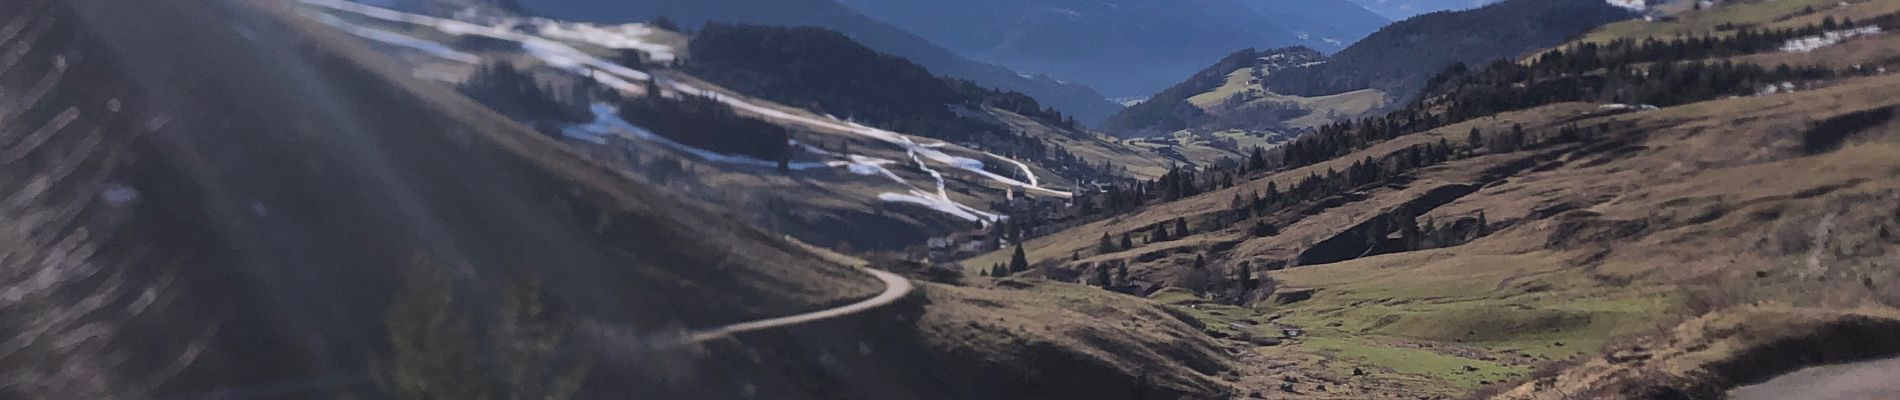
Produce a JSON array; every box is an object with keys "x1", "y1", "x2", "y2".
[{"x1": 683, "y1": 267, "x2": 913, "y2": 344}]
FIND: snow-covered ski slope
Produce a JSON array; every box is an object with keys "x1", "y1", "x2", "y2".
[{"x1": 300, "y1": 0, "x2": 1070, "y2": 224}]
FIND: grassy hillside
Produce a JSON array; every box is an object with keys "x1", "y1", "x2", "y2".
[
  {"x1": 1578, "y1": 0, "x2": 1865, "y2": 45},
  {"x1": 961, "y1": 2, "x2": 1900, "y2": 395},
  {"x1": 1104, "y1": 0, "x2": 1633, "y2": 143}
]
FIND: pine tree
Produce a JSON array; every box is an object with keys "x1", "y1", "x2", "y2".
[
  {"x1": 1009, "y1": 245, "x2": 1030, "y2": 273},
  {"x1": 1509, "y1": 124, "x2": 1526, "y2": 152},
  {"x1": 1399, "y1": 214, "x2": 1422, "y2": 251},
  {"x1": 1174, "y1": 218, "x2": 1190, "y2": 237},
  {"x1": 1467, "y1": 127, "x2": 1484, "y2": 153},
  {"x1": 375, "y1": 255, "x2": 486, "y2": 400},
  {"x1": 649, "y1": 16, "x2": 682, "y2": 33},
  {"x1": 1094, "y1": 267, "x2": 1113, "y2": 287},
  {"x1": 616, "y1": 49, "x2": 645, "y2": 68},
  {"x1": 375, "y1": 255, "x2": 588, "y2": 400},
  {"x1": 1116, "y1": 263, "x2": 1130, "y2": 284},
  {"x1": 1193, "y1": 254, "x2": 1206, "y2": 270},
  {"x1": 1120, "y1": 233, "x2": 1134, "y2": 250},
  {"x1": 1099, "y1": 233, "x2": 1116, "y2": 253},
  {"x1": 1238, "y1": 263, "x2": 1256, "y2": 291},
  {"x1": 494, "y1": 274, "x2": 589, "y2": 400},
  {"x1": 1251, "y1": 220, "x2": 1278, "y2": 237}
]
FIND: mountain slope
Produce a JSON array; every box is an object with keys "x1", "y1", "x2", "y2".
[
  {"x1": 1350, "y1": 0, "x2": 1499, "y2": 19},
  {"x1": 830, "y1": 0, "x2": 1321, "y2": 98},
  {"x1": 1267, "y1": 0, "x2": 1637, "y2": 99},
  {"x1": 8, "y1": 0, "x2": 1243, "y2": 398},
  {"x1": 966, "y1": 0, "x2": 1900, "y2": 396},
  {"x1": 510, "y1": 0, "x2": 1124, "y2": 125},
  {"x1": 12, "y1": 0, "x2": 883, "y2": 395},
  {"x1": 1099, "y1": 47, "x2": 1343, "y2": 137},
  {"x1": 1232, "y1": 0, "x2": 1392, "y2": 45},
  {"x1": 1104, "y1": 0, "x2": 1635, "y2": 136},
  {"x1": 306, "y1": 0, "x2": 1129, "y2": 251}
]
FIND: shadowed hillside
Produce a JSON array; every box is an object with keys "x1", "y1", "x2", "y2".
[{"x1": 1, "y1": 0, "x2": 1239, "y2": 398}]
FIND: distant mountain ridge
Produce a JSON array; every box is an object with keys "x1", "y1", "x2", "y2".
[
  {"x1": 1102, "y1": 0, "x2": 1636, "y2": 137},
  {"x1": 832, "y1": 0, "x2": 1387, "y2": 98},
  {"x1": 1265, "y1": 0, "x2": 1637, "y2": 101},
  {"x1": 1232, "y1": 0, "x2": 1392, "y2": 45},
  {"x1": 1098, "y1": 47, "x2": 1328, "y2": 137},
  {"x1": 1349, "y1": 0, "x2": 1499, "y2": 19},
  {"x1": 510, "y1": 0, "x2": 1126, "y2": 125}
]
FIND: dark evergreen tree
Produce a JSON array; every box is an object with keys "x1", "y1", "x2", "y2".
[
  {"x1": 460, "y1": 62, "x2": 591, "y2": 128},
  {"x1": 374, "y1": 256, "x2": 587, "y2": 400},
  {"x1": 1009, "y1": 245, "x2": 1030, "y2": 273},
  {"x1": 1238, "y1": 262, "x2": 1256, "y2": 291},
  {"x1": 615, "y1": 49, "x2": 645, "y2": 68},
  {"x1": 1251, "y1": 220, "x2": 1278, "y2": 237},
  {"x1": 649, "y1": 16, "x2": 682, "y2": 33}
]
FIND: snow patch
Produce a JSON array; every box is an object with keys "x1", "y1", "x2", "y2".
[
  {"x1": 312, "y1": 14, "x2": 479, "y2": 63},
  {"x1": 879, "y1": 191, "x2": 999, "y2": 222},
  {"x1": 304, "y1": 0, "x2": 1043, "y2": 222},
  {"x1": 1605, "y1": 0, "x2": 1645, "y2": 12},
  {"x1": 1757, "y1": 82, "x2": 1800, "y2": 96},
  {"x1": 1781, "y1": 27, "x2": 1882, "y2": 53},
  {"x1": 1599, "y1": 103, "x2": 1659, "y2": 111},
  {"x1": 530, "y1": 20, "x2": 678, "y2": 62},
  {"x1": 100, "y1": 184, "x2": 139, "y2": 205}
]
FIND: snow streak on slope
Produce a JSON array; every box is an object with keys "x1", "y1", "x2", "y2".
[
  {"x1": 300, "y1": 0, "x2": 1056, "y2": 224},
  {"x1": 664, "y1": 82, "x2": 1070, "y2": 198},
  {"x1": 313, "y1": 14, "x2": 479, "y2": 63},
  {"x1": 574, "y1": 103, "x2": 1001, "y2": 222},
  {"x1": 571, "y1": 103, "x2": 839, "y2": 170},
  {"x1": 1781, "y1": 27, "x2": 1883, "y2": 53},
  {"x1": 985, "y1": 152, "x2": 1040, "y2": 187},
  {"x1": 530, "y1": 21, "x2": 678, "y2": 63}
]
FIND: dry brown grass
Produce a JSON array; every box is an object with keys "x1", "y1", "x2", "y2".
[
  {"x1": 972, "y1": 66, "x2": 1900, "y2": 397},
  {"x1": 914, "y1": 279, "x2": 1242, "y2": 398},
  {"x1": 1488, "y1": 306, "x2": 1900, "y2": 400}
]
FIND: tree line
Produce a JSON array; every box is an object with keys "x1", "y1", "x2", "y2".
[
  {"x1": 458, "y1": 62, "x2": 592, "y2": 134},
  {"x1": 615, "y1": 80, "x2": 792, "y2": 168}
]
